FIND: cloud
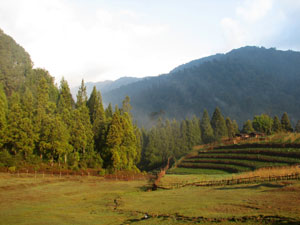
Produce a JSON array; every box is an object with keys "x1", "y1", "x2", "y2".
[
  {"x1": 220, "y1": 0, "x2": 300, "y2": 51},
  {"x1": 221, "y1": 17, "x2": 247, "y2": 49},
  {"x1": 0, "y1": 0, "x2": 168, "y2": 86},
  {"x1": 236, "y1": 0, "x2": 273, "y2": 22}
]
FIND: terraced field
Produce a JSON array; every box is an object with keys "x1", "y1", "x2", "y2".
[{"x1": 176, "y1": 145, "x2": 300, "y2": 174}]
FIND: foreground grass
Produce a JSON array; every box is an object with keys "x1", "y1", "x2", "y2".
[{"x1": 0, "y1": 173, "x2": 300, "y2": 225}]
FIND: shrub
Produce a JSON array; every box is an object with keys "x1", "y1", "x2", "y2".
[
  {"x1": 98, "y1": 169, "x2": 106, "y2": 176},
  {"x1": 8, "y1": 166, "x2": 16, "y2": 173}
]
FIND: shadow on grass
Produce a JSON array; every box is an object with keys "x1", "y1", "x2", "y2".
[{"x1": 215, "y1": 183, "x2": 286, "y2": 190}]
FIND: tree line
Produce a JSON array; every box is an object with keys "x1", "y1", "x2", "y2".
[
  {"x1": 0, "y1": 70, "x2": 299, "y2": 172},
  {"x1": 0, "y1": 71, "x2": 141, "y2": 173},
  {"x1": 1, "y1": 28, "x2": 299, "y2": 173},
  {"x1": 139, "y1": 108, "x2": 299, "y2": 171}
]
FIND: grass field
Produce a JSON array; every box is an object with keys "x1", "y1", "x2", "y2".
[{"x1": 1, "y1": 172, "x2": 300, "y2": 225}]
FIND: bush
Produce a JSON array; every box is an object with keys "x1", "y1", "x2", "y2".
[
  {"x1": 8, "y1": 166, "x2": 16, "y2": 173},
  {"x1": 98, "y1": 169, "x2": 106, "y2": 176}
]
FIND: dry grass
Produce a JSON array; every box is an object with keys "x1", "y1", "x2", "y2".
[{"x1": 235, "y1": 165, "x2": 300, "y2": 179}]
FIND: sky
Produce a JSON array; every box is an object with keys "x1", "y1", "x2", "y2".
[{"x1": 0, "y1": 0, "x2": 300, "y2": 87}]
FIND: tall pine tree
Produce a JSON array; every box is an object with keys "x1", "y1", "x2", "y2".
[
  {"x1": 281, "y1": 112, "x2": 293, "y2": 132},
  {"x1": 200, "y1": 109, "x2": 215, "y2": 143},
  {"x1": 211, "y1": 107, "x2": 227, "y2": 140}
]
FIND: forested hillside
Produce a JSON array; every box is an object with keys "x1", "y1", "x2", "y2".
[
  {"x1": 71, "y1": 77, "x2": 142, "y2": 98},
  {"x1": 1, "y1": 29, "x2": 300, "y2": 173},
  {"x1": 0, "y1": 29, "x2": 141, "y2": 173},
  {"x1": 102, "y1": 46, "x2": 300, "y2": 127}
]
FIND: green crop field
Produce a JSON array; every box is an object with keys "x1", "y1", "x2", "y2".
[
  {"x1": 0, "y1": 173, "x2": 300, "y2": 225},
  {"x1": 176, "y1": 144, "x2": 300, "y2": 174}
]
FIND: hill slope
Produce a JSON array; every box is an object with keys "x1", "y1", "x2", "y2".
[
  {"x1": 102, "y1": 46, "x2": 300, "y2": 127},
  {"x1": 71, "y1": 77, "x2": 142, "y2": 98}
]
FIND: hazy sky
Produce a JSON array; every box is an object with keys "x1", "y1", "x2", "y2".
[{"x1": 0, "y1": 0, "x2": 300, "y2": 87}]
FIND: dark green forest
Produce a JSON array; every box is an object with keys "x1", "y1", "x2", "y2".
[
  {"x1": 0, "y1": 29, "x2": 299, "y2": 173},
  {"x1": 102, "y1": 46, "x2": 300, "y2": 128}
]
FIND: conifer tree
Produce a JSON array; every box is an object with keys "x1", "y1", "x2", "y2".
[
  {"x1": 171, "y1": 119, "x2": 181, "y2": 158},
  {"x1": 211, "y1": 107, "x2": 227, "y2": 140},
  {"x1": 281, "y1": 112, "x2": 293, "y2": 132},
  {"x1": 57, "y1": 78, "x2": 74, "y2": 112},
  {"x1": 186, "y1": 116, "x2": 202, "y2": 149},
  {"x1": 35, "y1": 77, "x2": 50, "y2": 159},
  {"x1": 104, "y1": 98, "x2": 139, "y2": 171},
  {"x1": 226, "y1": 117, "x2": 235, "y2": 138},
  {"x1": 122, "y1": 96, "x2": 132, "y2": 115},
  {"x1": 57, "y1": 78, "x2": 74, "y2": 125},
  {"x1": 70, "y1": 80, "x2": 94, "y2": 157},
  {"x1": 0, "y1": 84, "x2": 7, "y2": 149},
  {"x1": 272, "y1": 116, "x2": 282, "y2": 133},
  {"x1": 232, "y1": 120, "x2": 240, "y2": 134},
  {"x1": 200, "y1": 109, "x2": 215, "y2": 143},
  {"x1": 21, "y1": 88, "x2": 34, "y2": 120},
  {"x1": 5, "y1": 93, "x2": 35, "y2": 158},
  {"x1": 76, "y1": 79, "x2": 87, "y2": 107},
  {"x1": 39, "y1": 107, "x2": 72, "y2": 165},
  {"x1": 87, "y1": 86, "x2": 106, "y2": 153},
  {"x1": 105, "y1": 103, "x2": 113, "y2": 120},
  {"x1": 295, "y1": 120, "x2": 300, "y2": 133},
  {"x1": 241, "y1": 120, "x2": 254, "y2": 134}
]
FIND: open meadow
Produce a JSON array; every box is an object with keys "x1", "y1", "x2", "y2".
[{"x1": 1, "y1": 170, "x2": 300, "y2": 225}]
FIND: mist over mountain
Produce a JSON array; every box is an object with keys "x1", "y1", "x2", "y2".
[
  {"x1": 71, "y1": 77, "x2": 142, "y2": 99},
  {"x1": 101, "y1": 46, "x2": 300, "y2": 127}
]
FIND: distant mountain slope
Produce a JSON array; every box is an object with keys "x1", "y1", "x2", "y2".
[
  {"x1": 170, "y1": 53, "x2": 224, "y2": 73},
  {"x1": 102, "y1": 46, "x2": 300, "y2": 127},
  {"x1": 71, "y1": 76, "x2": 142, "y2": 98}
]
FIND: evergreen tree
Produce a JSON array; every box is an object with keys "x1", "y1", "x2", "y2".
[
  {"x1": 105, "y1": 103, "x2": 113, "y2": 120},
  {"x1": 272, "y1": 116, "x2": 282, "y2": 133},
  {"x1": 241, "y1": 120, "x2": 255, "y2": 134},
  {"x1": 39, "y1": 108, "x2": 72, "y2": 165},
  {"x1": 226, "y1": 117, "x2": 235, "y2": 138},
  {"x1": 87, "y1": 86, "x2": 106, "y2": 153},
  {"x1": 0, "y1": 84, "x2": 7, "y2": 149},
  {"x1": 186, "y1": 116, "x2": 202, "y2": 149},
  {"x1": 121, "y1": 96, "x2": 132, "y2": 115},
  {"x1": 143, "y1": 128, "x2": 160, "y2": 170},
  {"x1": 76, "y1": 79, "x2": 87, "y2": 107},
  {"x1": 232, "y1": 120, "x2": 240, "y2": 134},
  {"x1": 295, "y1": 120, "x2": 300, "y2": 133},
  {"x1": 211, "y1": 107, "x2": 227, "y2": 140},
  {"x1": 57, "y1": 77, "x2": 74, "y2": 113},
  {"x1": 70, "y1": 80, "x2": 94, "y2": 157},
  {"x1": 281, "y1": 112, "x2": 293, "y2": 132},
  {"x1": 21, "y1": 88, "x2": 34, "y2": 119},
  {"x1": 104, "y1": 98, "x2": 139, "y2": 171},
  {"x1": 5, "y1": 93, "x2": 36, "y2": 158},
  {"x1": 171, "y1": 119, "x2": 181, "y2": 158},
  {"x1": 35, "y1": 77, "x2": 50, "y2": 159},
  {"x1": 200, "y1": 109, "x2": 215, "y2": 143}
]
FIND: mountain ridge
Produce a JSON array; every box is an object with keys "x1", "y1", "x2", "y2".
[{"x1": 101, "y1": 46, "x2": 300, "y2": 127}]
